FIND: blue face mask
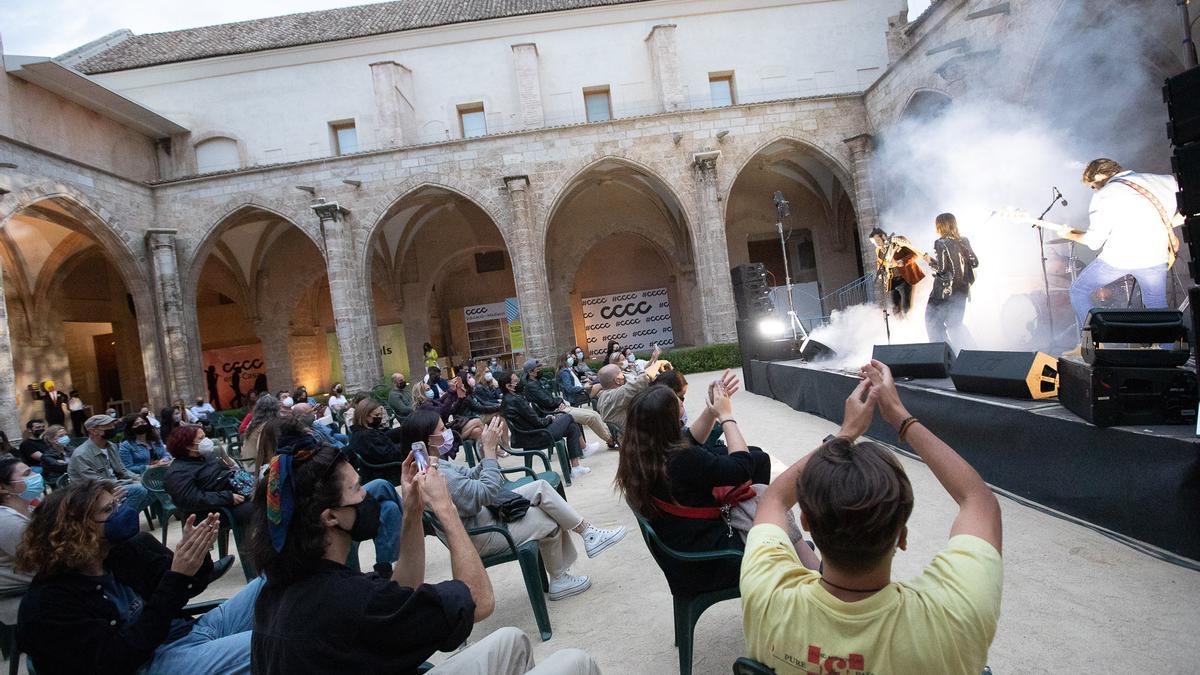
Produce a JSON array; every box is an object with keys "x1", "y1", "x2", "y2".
[
  {"x1": 103, "y1": 502, "x2": 141, "y2": 543},
  {"x1": 438, "y1": 429, "x2": 454, "y2": 456},
  {"x1": 17, "y1": 473, "x2": 43, "y2": 502}
]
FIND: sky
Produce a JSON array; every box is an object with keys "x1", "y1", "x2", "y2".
[{"x1": 3, "y1": 0, "x2": 936, "y2": 58}]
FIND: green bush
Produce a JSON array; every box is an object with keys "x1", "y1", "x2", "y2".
[{"x1": 656, "y1": 343, "x2": 741, "y2": 374}]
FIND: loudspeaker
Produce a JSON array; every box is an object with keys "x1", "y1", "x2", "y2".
[
  {"x1": 950, "y1": 350, "x2": 1059, "y2": 400},
  {"x1": 1058, "y1": 358, "x2": 1199, "y2": 427},
  {"x1": 736, "y1": 319, "x2": 798, "y2": 391},
  {"x1": 1081, "y1": 309, "x2": 1190, "y2": 367},
  {"x1": 872, "y1": 343, "x2": 955, "y2": 379},
  {"x1": 1164, "y1": 65, "x2": 1200, "y2": 146},
  {"x1": 1170, "y1": 141, "x2": 1200, "y2": 216},
  {"x1": 731, "y1": 263, "x2": 773, "y2": 320},
  {"x1": 798, "y1": 337, "x2": 836, "y2": 362}
]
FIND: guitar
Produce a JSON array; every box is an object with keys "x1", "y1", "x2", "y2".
[
  {"x1": 877, "y1": 234, "x2": 929, "y2": 287},
  {"x1": 995, "y1": 206, "x2": 1177, "y2": 268}
]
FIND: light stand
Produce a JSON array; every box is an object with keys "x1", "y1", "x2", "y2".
[{"x1": 772, "y1": 192, "x2": 813, "y2": 352}]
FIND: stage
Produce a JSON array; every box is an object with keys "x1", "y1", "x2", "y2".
[{"x1": 748, "y1": 358, "x2": 1200, "y2": 561}]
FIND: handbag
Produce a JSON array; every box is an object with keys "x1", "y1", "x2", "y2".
[
  {"x1": 486, "y1": 489, "x2": 531, "y2": 522},
  {"x1": 228, "y1": 469, "x2": 256, "y2": 498}
]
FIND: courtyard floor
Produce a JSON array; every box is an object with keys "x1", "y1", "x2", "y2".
[{"x1": 113, "y1": 369, "x2": 1200, "y2": 674}]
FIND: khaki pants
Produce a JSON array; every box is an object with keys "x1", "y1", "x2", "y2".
[
  {"x1": 430, "y1": 626, "x2": 600, "y2": 674},
  {"x1": 566, "y1": 406, "x2": 610, "y2": 444},
  {"x1": 475, "y1": 480, "x2": 582, "y2": 578}
]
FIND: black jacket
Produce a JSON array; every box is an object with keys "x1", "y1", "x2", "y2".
[
  {"x1": 17, "y1": 532, "x2": 213, "y2": 675},
  {"x1": 164, "y1": 454, "x2": 238, "y2": 511},
  {"x1": 501, "y1": 393, "x2": 551, "y2": 432},
  {"x1": 928, "y1": 237, "x2": 978, "y2": 302},
  {"x1": 523, "y1": 378, "x2": 563, "y2": 415},
  {"x1": 348, "y1": 425, "x2": 405, "y2": 484},
  {"x1": 465, "y1": 390, "x2": 500, "y2": 415}
]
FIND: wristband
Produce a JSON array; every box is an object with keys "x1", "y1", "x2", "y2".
[
  {"x1": 898, "y1": 416, "x2": 919, "y2": 442},
  {"x1": 719, "y1": 419, "x2": 738, "y2": 427}
]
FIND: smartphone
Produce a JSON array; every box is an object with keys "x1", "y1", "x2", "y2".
[{"x1": 411, "y1": 441, "x2": 429, "y2": 472}]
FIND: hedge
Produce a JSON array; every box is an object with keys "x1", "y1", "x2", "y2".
[{"x1": 587, "y1": 342, "x2": 741, "y2": 375}]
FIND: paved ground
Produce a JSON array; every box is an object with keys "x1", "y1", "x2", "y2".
[{"x1": 97, "y1": 369, "x2": 1200, "y2": 674}]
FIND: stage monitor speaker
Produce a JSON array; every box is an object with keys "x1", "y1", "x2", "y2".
[
  {"x1": 731, "y1": 263, "x2": 774, "y2": 320},
  {"x1": 872, "y1": 343, "x2": 954, "y2": 379},
  {"x1": 1058, "y1": 359, "x2": 1199, "y2": 427},
  {"x1": 798, "y1": 337, "x2": 836, "y2": 362},
  {"x1": 1164, "y1": 65, "x2": 1200, "y2": 146},
  {"x1": 950, "y1": 350, "x2": 1059, "y2": 400},
  {"x1": 1081, "y1": 309, "x2": 1190, "y2": 367}
]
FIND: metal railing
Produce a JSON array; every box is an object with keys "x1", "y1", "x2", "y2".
[{"x1": 822, "y1": 274, "x2": 874, "y2": 314}]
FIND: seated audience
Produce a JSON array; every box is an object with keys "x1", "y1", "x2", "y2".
[
  {"x1": 67, "y1": 414, "x2": 150, "y2": 512},
  {"x1": 293, "y1": 386, "x2": 317, "y2": 407},
  {"x1": 570, "y1": 346, "x2": 596, "y2": 382},
  {"x1": 621, "y1": 347, "x2": 645, "y2": 374},
  {"x1": 348, "y1": 398, "x2": 406, "y2": 484},
  {"x1": 446, "y1": 378, "x2": 485, "y2": 445},
  {"x1": 740, "y1": 360, "x2": 1003, "y2": 674},
  {"x1": 654, "y1": 369, "x2": 773, "y2": 480},
  {"x1": 189, "y1": 397, "x2": 216, "y2": 424},
  {"x1": 117, "y1": 413, "x2": 170, "y2": 474},
  {"x1": 327, "y1": 383, "x2": 349, "y2": 413},
  {"x1": 557, "y1": 352, "x2": 600, "y2": 406},
  {"x1": 248, "y1": 432, "x2": 597, "y2": 675},
  {"x1": 277, "y1": 391, "x2": 294, "y2": 409},
  {"x1": 472, "y1": 371, "x2": 503, "y2": 419},
  {"x1": 37, "y1": 425, "x2": 71, "y2": 484},
  {"x1": 293, "y1": 402, "x2": 346, "y2": 449},
  {"x1": 426, "y1": 366, "x2": 450, "y2": 399},
  {"x1": 500, "y1": 370, "x2": 593, "y2": 478},
  {"x1": 404, "y1": 412, "x2": 625, "y2": 600},
  {"x1": 0, "y1": 432, "x2": 12, "y2": 462},
  {"x1": 18, "y1": 419, "x2": 55, "y2": 476},
  {"x1": 342, "y1": 392, "x2": 371, "y2": 429},
  {"x1": 245, "y1": 394, "x2": 281, "y2": 472},
  {"x1": 603, "y1": 340, "x2": 622, "y2": 368},
  {"x1": 164, "y1": 425, "x2": 255, "y2": 530},
  {"x1": 140, "y1": 405, "x2": 162, "y2": 430},
  {"x1": 387, "y1": 372, "x2": 414, "y2": 421},
  {"x1": 16, "y1": 481, "x2": 261, "y2": 673},
  {"x1": 522, "y1": 358, "x2": 610, "y2": 450},
  {"x1": 596, "y1": 350, "x2": 672, "y2": 436},
  {"x1": 0, "y1": 458, "x2": 39, "y2": 596},
  {"x1": 161, "y1": 405, "x2": 184, "y2": 440}
]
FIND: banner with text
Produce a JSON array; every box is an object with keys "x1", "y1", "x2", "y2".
[
  {"x1": 201, "y1": 343, "x2": 267, "y2": 409},
  {"x1": 581, "y1": 288, "x2": 674, "y2": 359}
]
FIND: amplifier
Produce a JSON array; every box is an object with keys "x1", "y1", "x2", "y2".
[{"x1": 1058, "y1": 358, "x2": 1198, "y2": 427}]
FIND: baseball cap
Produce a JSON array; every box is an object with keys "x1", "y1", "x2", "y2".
[
  {"x1": 522, "y1": 358, "x2": 541, "y2": 372},
  {"x1": 84, "y1": 414, "x2": 117, "y2": 430}
]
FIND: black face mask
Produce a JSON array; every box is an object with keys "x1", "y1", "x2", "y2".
[
  {"x1": 396, "y1": 380, "x2": 407, "y2": 390},
  {"x1": 340, "y1": 496, "x2": 381, "y2": 542},
  {"x1": 31, "y1": 430, "x2": 44, "y2": 439},
  {"x1": 101, "y1": 428, "x2": 118, "y2": 441},
  {"x1": 370, "y1": 416, "x2": 386, "y2": 428},
  {"x1": 131, "y1": 425, "x2": 149, "y2": 435}
]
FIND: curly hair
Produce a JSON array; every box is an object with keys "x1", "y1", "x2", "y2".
[
  {"x1": 15, "y1": 480, "x2": 114, "y2": 578},
  {"x1": 614, "y1": 385, "x2": 690, "y2": 518},
  {"x1": 249, "y1": 444, "x2": 347, "y2": 586}
]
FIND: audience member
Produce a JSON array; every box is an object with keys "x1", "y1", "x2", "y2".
[
  {"x1": 570, "y1": 346, "x2": 596, "y2": 382},
  {"x1": 293, "y1": 386, "x2": 317, "y2": 407},
  {"x1": 140, "y1": 405, "x2": 162, "y2": 430},
  {"x1": 67, "y1": 414, "x2": 150, "y2": 512},
  {"x1": 189, "y1": 397, "x2": 216, "y2": 424},
  {"x1": 37, "y1": 425, "x2": 71, "y2": 484},
  {"x1": 405, "y1": 412, "x2": 625, "y2": 600},
  {"x1": 164, "y1": 426, "x2": 255, "y2": 536},
  {"x1": 596, "y1": 347, "x2": 671, "y2": 436},
  {"x1": 499, "y1": 370, "x2": 593, "y2": 478},
  {"x1": 327, "y1": 383, "x2": 349, "y2": 413},
  {"x1": 446, "y1": 378, "x2": 485, "y2": 445},
  {"x1": 348, "y1": 398, "x2": 406, "y2": 484},
  {"x1": 277, "y1": 391, "x2": 294, "y2": 409},
  {"x1": 68, "y1": 390, "x2": 87, "y2": 436},
  {"x1": 472, "y1": 370, "x2": 503, "y2": 420},
  {"x1": 740, "y1": 360, "x2": 1003, "y2": 674},
  {"x1": 117, "y1": 413, "x2": 170, "y2": 474},
  {"x1": 0, "y1": 457, "x2": 39, "y2": 596},
  {"x1": 161, "y1": 405, "x2": 184, "y2": 440},
  {"x1": 238, "y1": 391, "x2": 261, "y2": 433},
  {"x1": 18, "y1": 419, "x2": 50, "y2": 472},
  {"x1": 602, "y1": 340, "x2": 622, "y2": 369},
  {"x1": 426, "y1": 366, "x2": 450, "y2": 398},
  {"x1": 16, "y1": 481, "x2": 260, "y2": 673},
  {"x1": 246, "y1": 394, "x2": 282, "y2": 472},
  {"x1": 387, "y1": 372, "x2": 414, "y2": 421},
  {"x1": 249, "y1": 430, "x2": 597, "y2": 674},
  {"x1": 293, "y1": 402, "x2": 346, "y2": 449},
  {"x1": 654, "y1": 369, "x2": 773, "y2": 479},
  {"x1": 522, "y1": 359, "x2": 610, "y2": 450},
  {"x1": 557, "y1": 352, "x2": 600, "y2": 406},
  {"x1": 342, "y1": 392, "x2": 370, "y2": 429}
]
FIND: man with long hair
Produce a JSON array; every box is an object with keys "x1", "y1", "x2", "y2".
[
  {"x1": 870, "y1": 228, "x2": 926, "y2": 318},
  {"x1": 922, "y1": 212, "x2": 978, "y2": 349}
]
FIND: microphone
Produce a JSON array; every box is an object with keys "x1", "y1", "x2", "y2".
[{"x1": 1053, "y1": 186, "x2": 1068, "y2": 207}]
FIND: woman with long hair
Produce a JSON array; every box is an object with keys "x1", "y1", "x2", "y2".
[
  {"x1": 557, "y1": 351, "x2": 599, "y2": 406},
  {"x1": 38, "y1": 425, "x2": 71, "y2": 484},
  {"x1": 245, "y1": 394, "x2": 281, "y2": 472},
  {"x1": 498, "y1": 370, "x2": 592, "y2": 478},
  {"x1": 0, "y1": 457, "x2": 41, "y2": 596},
  {"x1": 402, "y1": 411, "x2": 625, "y2": 600},
  {"x1": 116, "y1": 413, "x2": 169, "y2": 474},
  {"x1": 602, "y1": 340, "x2": 622, "y2": 370},
  {"x1": 922, "y1": 212, "x2": 979, "y2": 350},
  {"x1": 347, "y1": 397, "x2": 405, "y2": 484},
  {"x1": 14, "y1": 480, "x2": 260, "y2": 673}
]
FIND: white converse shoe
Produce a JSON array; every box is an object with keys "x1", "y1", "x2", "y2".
[
  {"x1": 570, "y1": 466, "x2": 592, "y2": 478},
  {"x1": 582, "y1": 441, "x2": 604, "y2": 457},
  {"x1": 583, "y1": 524, "x2": 627, "y2": 558},
  {"x1": 548, "y1": 572, "x2": 592, "y2": 600}
]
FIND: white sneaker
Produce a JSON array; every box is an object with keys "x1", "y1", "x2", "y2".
[
  {"x1": 582, "y1": 441, "x2": 604, "y2": 457},
  {"x1": 548, "y1": 572, "x2": 591, "y2": 600},
  {"x1": 583, "y1": 524, "x2": 627, "y2": 558},
  {"x1": 570, "y1": 466, "x2": 592, "y2": 478}
]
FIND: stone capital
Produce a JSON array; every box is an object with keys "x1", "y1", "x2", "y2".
[
  {"x1": 145, "y1": 228, "x2": 179, "y2": 247},
  {"x1": 504, "y1": 175, "x2": 530, "y2": 193},
  {"x1": 843, "y1": 134, "x2": 875, "y2": 157},
  {"x1": 692, "y1": 150, "x2": 721, "y2": 173}
]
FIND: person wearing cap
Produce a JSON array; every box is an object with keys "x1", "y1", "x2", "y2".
[
  {"x1": 67, "y1": 414, "x2": 151, "y2": 513},
  {"x1": 521, "y1": 359, "x2": 612, "y2": 451}
]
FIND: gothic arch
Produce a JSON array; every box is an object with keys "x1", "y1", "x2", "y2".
[{"x1": 719, "y1": 135, "x2": 856, "y2": 224}]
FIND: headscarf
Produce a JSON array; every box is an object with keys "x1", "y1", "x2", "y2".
[{"x1": 265, "y1": 432, "x2": 322, "y2": 552}]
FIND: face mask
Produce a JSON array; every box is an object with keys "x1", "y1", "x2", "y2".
[
  {"x1": 14, "y1": 473, "x2": 44, "y2": 502},
  {"x1": 424, "y1": 388, "x2": 435, "y2": 399},
  {"x1": 438, "y1": 429, "x2": 454, "y2": 456},
  {"x1": 575, "y1": 350, "x2": 584, "y2": 358},
  {"x1": 397, "y1": 379, "x2": 407, "y2": 389},
  {"x1": 131, "y1": 425, "x2": 149, "y2": 435},
  {"x1": 103, "y1": 502, "x2": 141, "y2": 543},
  {"x1": 335, "y1": 387, "x2": 343, "y2": 394},
  {"x1": 31, "y1": 429, "x2": 44, "y2": 439},
  {"x1": 340, "y1": 496, "x2": 381, "y2": 542},
  {"x1": 469, "y1": 366, "x2": 476, "y2": 374},
  {"x1": 280, "y1": 397, "x2": 294, "y2": 407},
  {"x1": 55, "y1": 435, "x2": 69, "y2": 446},
  {"x1": 101, "y1": 428, "x2": 118, "y2": 441},
  {"x1": 300, "y1": 414, "x2": 317, "y2": 427},
  {"x1": 370, "y1": 415, "x2": 386, "y2": 428},
  {"x1": 197, "y1": 437, "x2": 214, "y2": 455},
  {"x1": 173, "y1": 412, "x2": 182, "y2": 422},
  {"x1": 484, "y1": 373, "x2": 494, "y2": 383},
  {"x1": 567, "y1": 357, "x2": 575, "y2": 366}
]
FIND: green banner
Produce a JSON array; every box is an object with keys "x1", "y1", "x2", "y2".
[{"x1": 327, "y1": 323, "x2": 408, "y2": 391}]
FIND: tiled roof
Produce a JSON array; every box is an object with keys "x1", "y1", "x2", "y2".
[{"x1": 74, "y1": 0, "x2": 655, "y2": 74}]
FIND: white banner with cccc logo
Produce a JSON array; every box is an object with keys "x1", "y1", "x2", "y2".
[{"x1": 581, "y1": 288, "x2": 674, "y2": 359}]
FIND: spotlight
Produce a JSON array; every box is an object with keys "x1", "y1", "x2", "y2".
[
  {"x1": 758, "y1": 317, "x2": 786, "y2": 337},
  {"x1": 295, "y1": 185, "x2": 316, "y2": 195},
  {"x1": 715, "y1": 130, "x2": 730, "y2": 141}
]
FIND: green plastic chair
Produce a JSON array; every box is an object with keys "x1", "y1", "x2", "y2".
[
  {"x1": 634, "y1": 514, "x2": 743, "y2": 675},
  {"x1": 422, "y1": 508, "x2": 553, "y2": 641},
  {"x1": 503, "y1": 415, "x2": 575, "y2": 486},
  {"x1": 732, "y1": 657, "x2": 775, "y2": 674},
  {"x1": 462, "y1": 440, "x2": 566, "y2": 500},
  {"x1": 169, "y1": 504, "x2": 255, "y2": 582},
  {"x1": 141, "y1": 466, "x2": 178, "y2": 546}
]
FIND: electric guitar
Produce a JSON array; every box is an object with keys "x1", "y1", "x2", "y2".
[{"x1": 995, "y1": 207, "x2": 1177, "y2": 268}]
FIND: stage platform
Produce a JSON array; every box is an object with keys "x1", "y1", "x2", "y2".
[{"x1": 749, "y1": 358, "x2": 1200, "y2": 561}]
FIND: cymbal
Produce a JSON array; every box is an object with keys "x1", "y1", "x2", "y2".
[{"x1": 1045, "y1": 238, "x2": 1074, "y2": 245}]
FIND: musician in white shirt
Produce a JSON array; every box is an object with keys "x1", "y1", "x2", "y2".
[{"x1": 1051, "y1": 159, "x2": 1180, "y2": 342}]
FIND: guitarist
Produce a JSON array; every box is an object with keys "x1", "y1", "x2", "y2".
[
  {"x1": 870, "y1": 227, "x2": 926, "y2": 318},
  {"x1": 1042, "y1": 159, "x2": 1180, "y2": 351}
]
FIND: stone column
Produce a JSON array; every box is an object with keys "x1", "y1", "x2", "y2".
[
  {"x1": 511, "y1": 44, "x2": 545, "y2": 129},
  {"x1": 370, "y1": 61, "x2": 416, "y2": 149},
  {"x1": 254, "y1": 316, "x2": 293, "y2": 395},
  {"x1": 645, "y1": 24, "x2": 686, "y2": 112},
  {"x1": 0, "y1": 257, "x2": 21, "y2": 440},
  {"x1": 146, "y1": 229, "x2": 197, "y2": 404},
  {"x1": 320, "y1": 212, "x2": 382, "y2": 394},
  {"x1": 844, "y1": 134, "x2": 881, "y2": 278},
  {"x1": 690, "y1": 151, "x2": 738, "y2": 344},
  {"x1": 504, "y1": 176, "x2": 556, "y2": 361}
]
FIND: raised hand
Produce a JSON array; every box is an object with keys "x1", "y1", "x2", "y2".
[
  {"x1": 400, "y1": 453, "x2": 423, "y2": 511},
  {"x1": 707, "y1": 377, "x2": 733, "y2": 420},
  {"x1": 481, "y1": 417, "x2": 504, "y2": 457},
  {"x1": 719, "y1": 369, "x2": 741, "y2": 397},
  {"x1": 839, "y1": 377, "x2": 878, "y2": 440},
  {"x1": 416, "y1": 465, "x2": 454, "y2": 516},
  {"x1": 860, "y1": 360, "x2": 909, "y2": 429},
  {"x1": 171, "y1": 512, "x2": 220, "y2": 577}
]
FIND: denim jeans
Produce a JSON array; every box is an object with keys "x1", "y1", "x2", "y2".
[
  {"x1": 121, "y1": 482, "x2": 151, "y2": 513},
  {"x1": 144, "y1": 576, "x2": 264, "y2": 674},
  {"x1": 363, "y1": 479, "x2": 402, "y2": 565},
  {"x1": 1069, "y1": 258, "x2": 1168, "y2": 329}
]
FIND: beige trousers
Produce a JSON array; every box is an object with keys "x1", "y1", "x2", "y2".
[
  {"x1": 430, "y1": 626, "x2": 600, "y2": 674},
  {"x1": 566, "y1": 406, "x2": 611, "y2": 444},
  {"x1": 475, "y1": 480, "x2": 582, "y2": 578}
]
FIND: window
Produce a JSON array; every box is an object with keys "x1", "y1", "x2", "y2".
[
  {"x1": 458, "y1": 103, "x2": 487, "y2": 139},
  {"x1": 330, "y1": 121, "x2": 358, "y2": 155},
  {"x1": 709, "y1": 72, "x2": 736, "y2": 107},
  {"x1": 584, "y1": 86, "x2": 612, "y2": 123},
  {"x1": 194, "y1": 137, "x2": 240, "y2": 173}
]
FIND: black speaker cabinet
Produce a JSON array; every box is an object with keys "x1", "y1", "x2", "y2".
[
  {"x1": 736, "y1": 319, "x2": 798, "y2": 391},
  {"x1": 1164, "y1": 65, "x2": 1200, "y2": 146},
  {"x1": 731, "y1": 263, "x2": 773, "y2": 321},
  {"x1": 1058, "y1": 358, "x2": 1199, "y2": 427},
  {"x1": 1081, "y1": 309, "x2": 1190, "y2": 367},
  {"x1": 950, "y1": 351, "x2": 1059, "y2": 400},
  {"x1": 872, "y1": 343, "x2": 954, "y2": 379}
]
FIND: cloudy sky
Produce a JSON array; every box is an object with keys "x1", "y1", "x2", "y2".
[{"x1": 3, "y1": 0, "x2": 933, "y2": 58}]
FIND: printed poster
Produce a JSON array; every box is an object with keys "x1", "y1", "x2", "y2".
[{"x1": 581, "y1": 288, "x2": 674, "y2": 359}]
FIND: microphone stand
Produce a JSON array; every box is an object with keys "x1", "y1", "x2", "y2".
[{"x1": 1035, "y1": 189, "x2": 1063, "y2": 347}]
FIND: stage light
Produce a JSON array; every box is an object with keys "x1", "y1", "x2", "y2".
[{"x1": 758, "y1": 317, "x2": 786, "y2": 337}]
